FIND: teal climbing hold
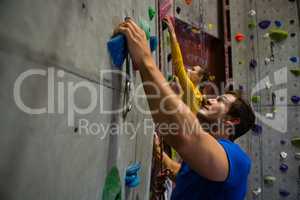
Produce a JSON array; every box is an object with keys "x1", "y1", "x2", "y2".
[
  {"x1": 148, "y1": 6, "x2": 156, "y2": 21},
  {"x1": 139, "y1": 19, "x2": 151, "y2": 40},
  {"x1": 125, "y1": 163, "x2": 141, "y2": 188},
  {"x1": 102, "y1": 166, "x2": 122, "y2": 200},
  {"x1": 269, "y1": 29, "x2": 288, "y2": 42},
  {"x1": 150, "y1": 36, "x2": 158, "y2": 52}
]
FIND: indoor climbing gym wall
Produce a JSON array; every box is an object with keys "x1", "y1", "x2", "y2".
[
  {"x1": 0, "y1": 0, "x2": 157, "y2": 199},
  {"x1": 230, "y1": 0, "x2": 300, "y2": 199}
]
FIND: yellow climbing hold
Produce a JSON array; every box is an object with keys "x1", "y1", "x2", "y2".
[
  {"x1": 264, "y1": 176, "x2": 276, "y2": 184},
  {"x1": 290, "y1": 68, "x2": 300, "y2": 77},
  {"x1": 291, "y1": 137, "x2": 300, "y2": 148}
]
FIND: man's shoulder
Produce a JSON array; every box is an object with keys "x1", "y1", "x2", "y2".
[{"x1": 218, "y1": 139, "x2": 251, "y2": 168}]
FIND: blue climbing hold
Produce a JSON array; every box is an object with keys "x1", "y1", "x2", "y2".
[
  {"x1": 150, "y1": 36, "x2": 158, "y2": 52},
  {"x1": 274, "y1": 20, "x2": 283, "y2": 27},
  {"x1": 107, "y1": 34, "x2": 128, "y2": 69},
  {"x1": 239, "y1": 85, "x2": 244, "y2": 91},
  {"x1": 280, "y1": 140, "x2": 286, "y2": 145},
  {"x1": 259, "y1": 20, "x2": 271, "y2": 29},
  {"x1": 279, "y1": 189, "x2": 290, "y2": 197},
  {"x1": 290, "y1": 56, "x2": 299, "y2": 63},
  {"x1": 252, "y1": 124, "x2": 262, "y2": 135},
  {"x1": 125, "y1": 163, "x2": 141, "y2": 188},
  {"x1": 279, "y1": 163, "x2": 288, "y2": 172},
  {"x1": 250, "y1": 59, "x2": 258, "y2": 69},
  {"x1": 291, "y1": 96, "x2": 300, "y2": 104}
]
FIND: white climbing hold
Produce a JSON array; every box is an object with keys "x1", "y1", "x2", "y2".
[
  {"x1": 295, "y1": 153, "x2": 300, "y2": 160},
  {"x1": 253, "y1": 187, "x2": 262, "y2": 196},
  {"x1": 265, "y1": 57, "x2": 271, "y2": 65},
  {"x1": 249, "y1": 9, "x2": 256, "y2": 16},
  {"x1": 265, "y1": 81, "x2": 272, "y2": 89},
  {"x1": 265, "y1": 113, "x2": 274, "y2": 119},
  {"x1": 280, "y1": 152, "x2": 288, "y2": 159},
  {"x1": 263, "y1": 33, "x2": 270, "y2": 39}
]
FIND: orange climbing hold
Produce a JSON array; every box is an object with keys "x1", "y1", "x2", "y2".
[
  {"x1": 185, "y1": 0, "x2": 192, "y2": 5},
  {"x1": 235, "y1": 33, "x2": 246, "y2": 42}
]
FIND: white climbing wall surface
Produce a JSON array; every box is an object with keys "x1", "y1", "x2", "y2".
[
  {"x1": 230, "y1": 0, "x2": 300, "y2": 199},
  {"x1": 0, "y1": 0, "x2": 156, "y2": 199}
]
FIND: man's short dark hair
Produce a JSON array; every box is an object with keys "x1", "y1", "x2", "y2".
[{"x1": 225, "y1": 91, "x2": 255, "y2": 141}]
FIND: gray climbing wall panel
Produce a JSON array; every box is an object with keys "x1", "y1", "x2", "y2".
[
  {"x1": 230, "y1": 0, "x2": 300, "y2": 199},
  {"x1": 0, "y1": 0, "x2": 155, "y2": 199},
  {"x1": 174, "y1": 0, "x2": 221, "y2": 38}
]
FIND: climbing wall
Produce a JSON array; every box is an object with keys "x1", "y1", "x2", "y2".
[
  {"x1": 0, "y1": 0, "x2": 156, "y2": 199},
  {"x1": 230, "y1": 0, "x2": 300, "y2": 199}
]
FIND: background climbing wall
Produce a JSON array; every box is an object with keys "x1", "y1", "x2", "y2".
[
  {"x1": 230, "y1": 0, "x2": 300, "y2": 199},
  {"x1": 0, "y1": 0, "x2": 156, "y2": 199}
]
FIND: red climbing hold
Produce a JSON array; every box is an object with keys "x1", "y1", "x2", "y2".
[{"x1": 235, "y1": 33, "x2": 246, "y2": 42}]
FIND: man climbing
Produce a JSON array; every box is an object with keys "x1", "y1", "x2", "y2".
[{"x1": 113, "y1": 18, "x2": 255, "y2": 200}]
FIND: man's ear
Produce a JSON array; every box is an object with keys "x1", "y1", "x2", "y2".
[{"x1": 224, "y1": 118, "x2": 240, "y2": 126}]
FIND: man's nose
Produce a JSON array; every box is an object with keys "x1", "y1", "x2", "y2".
[{"x1": 207, "y1": 98, "x2": 215, "y2": 105}]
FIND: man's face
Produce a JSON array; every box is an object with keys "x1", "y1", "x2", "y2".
[{"x1": 198, "y1": 94, "x2": 236, "y2": 122}]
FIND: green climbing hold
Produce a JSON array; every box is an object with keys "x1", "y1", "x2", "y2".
[
  {"x1": 264, "y1": 176, "x2": 276, "y2": 184},
  {"x1": 291, "y1": 137, "x2": 300, "y2": 148},
  {"x1": 248, "y1": 21, "x2": 257, "y2": 30},
  {"x1": 102, "y1": 166, "x2": 122, "y2": 200},
  {"x1": 251, "y1": 96, "x2": 260, "y2": 103},
  {"x1": 139, "y1": 19, "x2": 151, "y2": 40},
  {"x1": 290, "y1": 68, "x2": 300, "y2": 77},
  {"x1": 148, "y1": 6, "x2": 156, "y2": 21},
  {"x1": 269, "y1": 29, "x2": 288, "y2": 42}
]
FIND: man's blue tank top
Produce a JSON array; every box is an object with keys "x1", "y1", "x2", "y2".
[{"x1": 171, "y1": 139, "x2": 251, "y2": 200}]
